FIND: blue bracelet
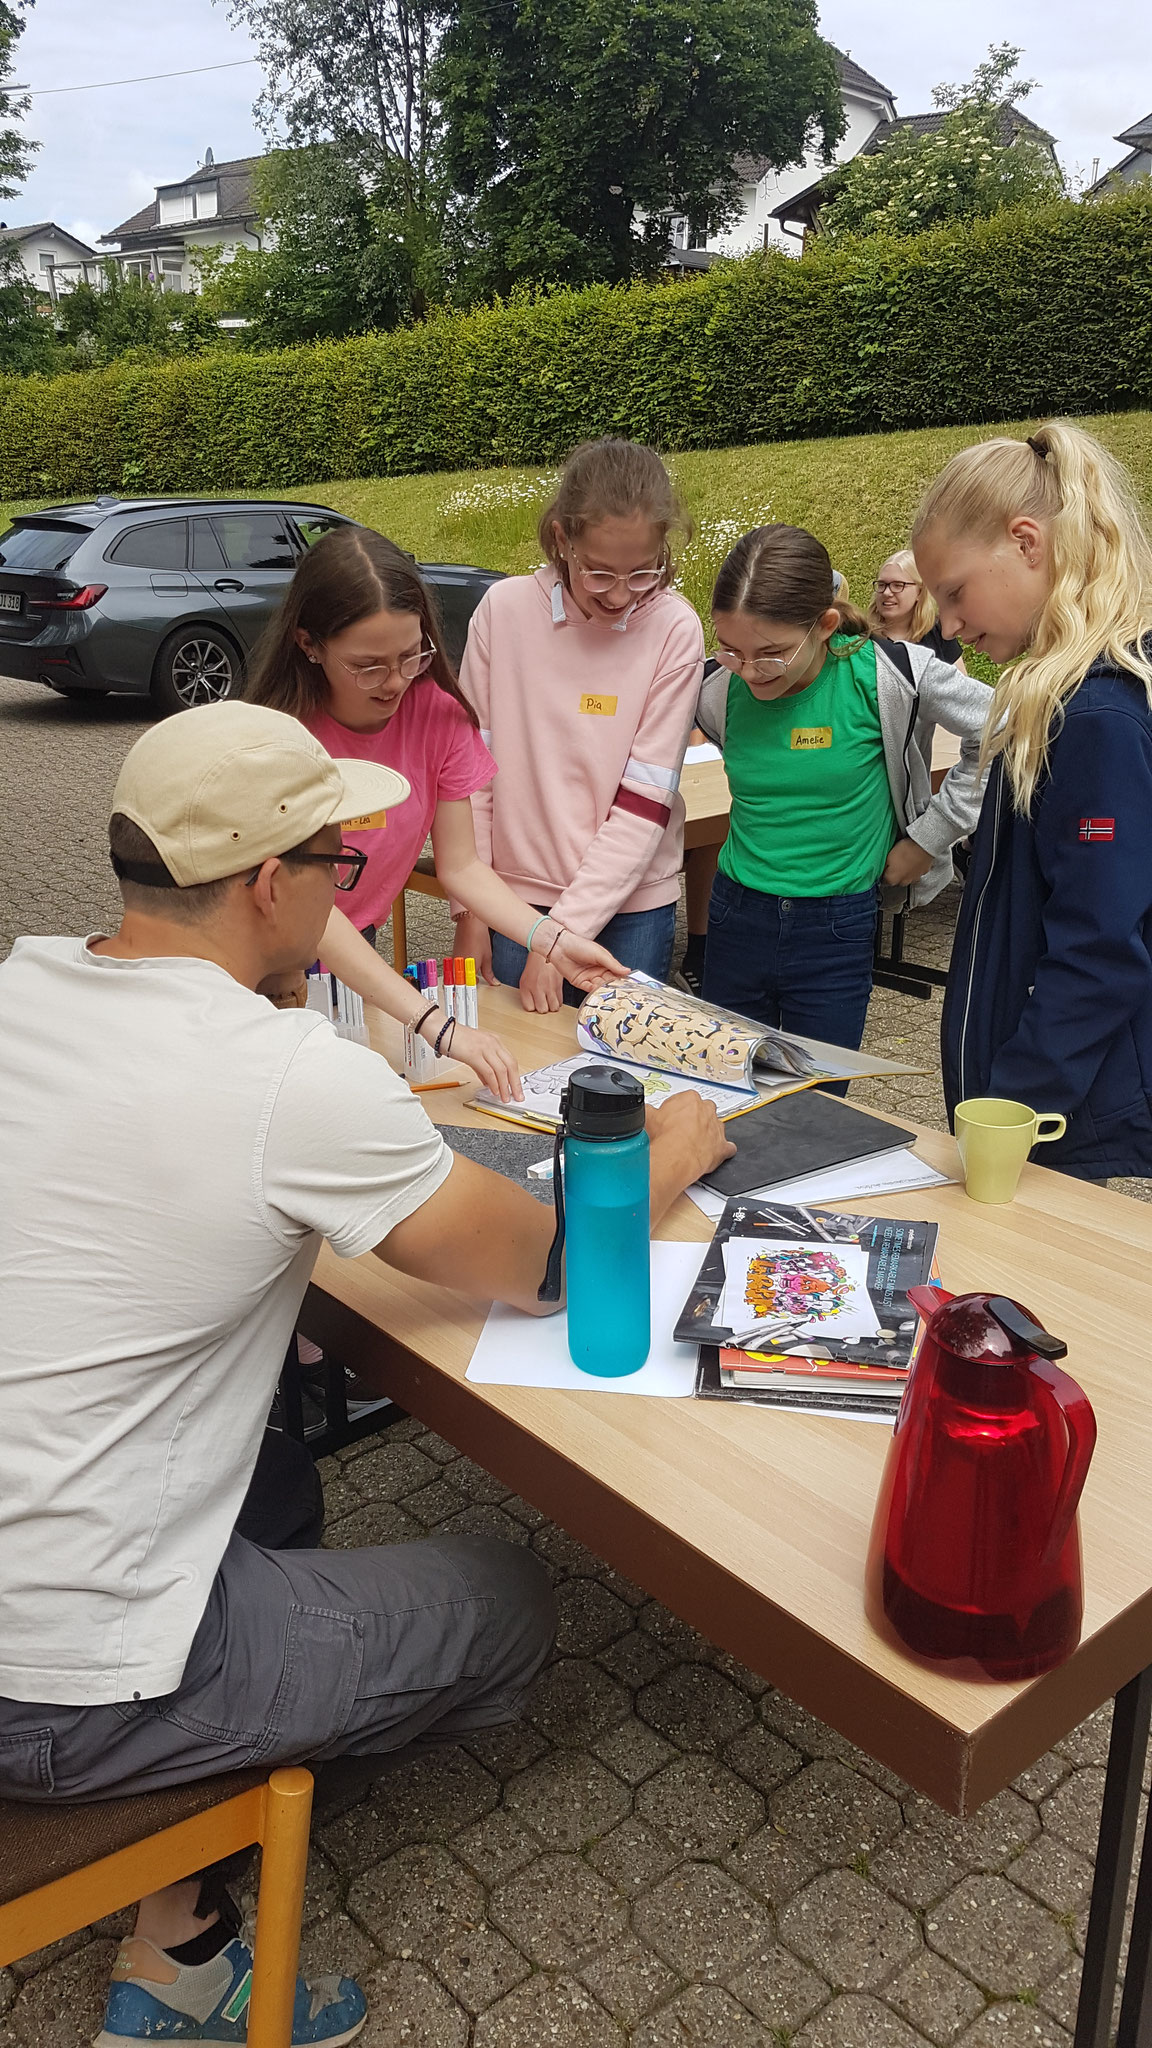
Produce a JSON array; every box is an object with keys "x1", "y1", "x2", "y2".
[{"x1": 524, "y1": 913, "x2": 552, "y2": 956}]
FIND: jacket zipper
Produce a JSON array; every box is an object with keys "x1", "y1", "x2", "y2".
[{"x1": 956, "y1": 768, "x2": 1004, "y2": 1102}]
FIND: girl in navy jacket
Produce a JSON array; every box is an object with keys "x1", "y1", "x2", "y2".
[{"x1": 913, "y1": 420, "x2": 1152, "y2": 1181}]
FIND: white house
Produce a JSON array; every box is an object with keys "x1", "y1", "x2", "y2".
[
  {"x1": 0, "y1": 220, "x2": 100, "y2": 296},
  {"x1": 667, "y1": 52, "x2": 898, "y2": 262},
  {"x1": 1088, "y1": 112, "x2": 1152, "y2": 195},
  {"x1": 97, "y1": 149, "x2": 265, "y2": 292}
]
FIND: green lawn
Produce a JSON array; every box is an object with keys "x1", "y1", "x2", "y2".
[{"x1": 4, "y1": 410, "x2": 1150, "y2": 647}]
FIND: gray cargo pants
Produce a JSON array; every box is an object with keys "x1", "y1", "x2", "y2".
[{"x1": 0, "y1": 1432, "x2": 557, "y2": 1805}]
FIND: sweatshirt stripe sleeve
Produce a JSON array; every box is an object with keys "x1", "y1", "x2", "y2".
[{"x1": 548, "y1": 619, "x2": 705, "y2": 937}]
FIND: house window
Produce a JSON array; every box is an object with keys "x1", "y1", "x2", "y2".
[
  {"x1": 158, "y1": 182, "x2": 219, "y2": 224},
  {"x1": 39, "y1": 252, "x2": 55, "y2": 272},
  {"x1": 160, "y1": 258, "x2": 184, "y2": 293}
]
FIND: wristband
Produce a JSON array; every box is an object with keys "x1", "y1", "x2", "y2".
[
  {"x1": 413, "y1": 1002, "x2": 440, "y2": 1041},
  {"x1": 545, "y1": 923, "x2": 567, "y2": 961},
  {"x1": 524, "y1": 913, "x2": 552, "y2": 957}
]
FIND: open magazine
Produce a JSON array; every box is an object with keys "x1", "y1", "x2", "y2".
[{"x1": 471, "y1": 975, "x2": 923, "y2": 1133}]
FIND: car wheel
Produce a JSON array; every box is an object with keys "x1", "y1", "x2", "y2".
[{"x1": 151, "y1": 625, "x2": 242, "y2": 716}]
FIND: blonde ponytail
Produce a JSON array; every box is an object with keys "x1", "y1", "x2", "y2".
[{"x1": 912, "y1": 421, "x2": 1152, "y2": 811}]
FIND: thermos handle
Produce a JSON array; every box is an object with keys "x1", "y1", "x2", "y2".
[
  {"x1": 538, "y1": 1124, "x2": 566, "y2": 1303},
  {"x1": 1035, "y1": 1360, "x2": 1097, "y2": 1565}
]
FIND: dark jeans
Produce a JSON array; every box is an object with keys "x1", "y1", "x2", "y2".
[
  {"x1": 490, "y1": 901, "x2": 676, "y2": 1007},
  {"x1": 703, "y1": 870, "x2": 879, "y2": 1071}
]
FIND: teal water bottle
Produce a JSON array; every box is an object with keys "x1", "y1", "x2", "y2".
[{"x1": 561, "y1": 1067, "x2": 651, "y2": 1376}]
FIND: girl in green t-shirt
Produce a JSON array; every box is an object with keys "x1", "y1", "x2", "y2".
[{"x1": 695, "y1": 523, "x2": 993, "y2": 1053}]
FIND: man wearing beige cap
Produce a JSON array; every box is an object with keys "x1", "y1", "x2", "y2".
[{"x1": 0, "y1": 703, "x2": 731, "y2": 2047}]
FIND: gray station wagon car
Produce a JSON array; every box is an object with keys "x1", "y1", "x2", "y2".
[{"x1": 0, "y1": 496, "x2": 502, "y2": 714}]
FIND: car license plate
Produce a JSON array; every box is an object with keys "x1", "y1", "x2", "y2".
[{"x1": 0, "y1": 591, "x2": 22, "y2": 612}]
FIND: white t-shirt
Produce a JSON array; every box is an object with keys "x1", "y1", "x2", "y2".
[{"x1": 0, "y1": 937, "x2": 451, "y2": 1706}]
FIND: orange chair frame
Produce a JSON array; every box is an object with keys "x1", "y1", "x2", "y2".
[{"x1": 0, "y1": 1766, "x2": 313, "y2": 2048}]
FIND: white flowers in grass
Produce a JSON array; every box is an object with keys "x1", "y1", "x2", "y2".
[{"x1": 441, "y1": 472, "x2": 558, "y2": 518}]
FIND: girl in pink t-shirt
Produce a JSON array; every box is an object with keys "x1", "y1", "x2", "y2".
[{"x1": 247, "y1": 529, "x2": 622, "y2": 1098}]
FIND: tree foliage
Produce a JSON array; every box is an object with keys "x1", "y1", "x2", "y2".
[
  {"x1": 219, "y1": 0, "x2": 447, "y2": 215},
  {"x1": 820, "y1": 43, "x2": 1062, "y2": 243},
  {"x1": 193, "y1": 146, "x2": 436, "y2": 344},
  {"x1": 433, "y1": 0, "x2": 843, "y2": 293},
  {"x1": 0, "y1": 0, "x2": 36, "y2": 200}
]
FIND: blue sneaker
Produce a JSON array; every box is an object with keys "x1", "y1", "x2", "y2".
[{"x1": 95, "y1": 1935, "x2": 367, "y2": 2045}]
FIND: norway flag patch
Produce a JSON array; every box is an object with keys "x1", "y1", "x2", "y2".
[{"x1": 1079, "y1": 817, "x2": 1115, "y2": 842}]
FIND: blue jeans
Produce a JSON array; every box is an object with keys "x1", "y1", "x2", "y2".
[
  {"x1": 491, "y1": 902, "x2": 676, "y2": 1007},
  {"x1": 703, "y1": 870, "x2": 878, "y2": 1058}
]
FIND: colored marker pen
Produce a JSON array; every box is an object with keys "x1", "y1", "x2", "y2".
[
  {"x1": 465, "y1": 956, "x2": 478, "y2": 1029},
  {"x1": 441, "y1": 957, "x2": 455, "y2": 1022}
]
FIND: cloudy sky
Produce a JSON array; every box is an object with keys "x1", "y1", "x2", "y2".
[{"x1": 8, "y1": 0, "x2": 1151, "y2": 248}]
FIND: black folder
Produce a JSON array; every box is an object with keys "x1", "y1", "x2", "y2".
[{"x1": 703, "y1": 1088, "x2": 915, "y2": 1198}]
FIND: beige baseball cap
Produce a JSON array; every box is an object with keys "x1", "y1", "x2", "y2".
[{"x1": 111, "y1": 701, "x2": 410, "y2": 886}]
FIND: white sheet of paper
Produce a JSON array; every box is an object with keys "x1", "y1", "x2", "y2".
[
  {"x1": 720, "y1": 1236, "x2": 881, "y2": 1342},
  {"x1": 683, "y1": 741, "x2": 723, "y2": 764},
  {"x1": 465, "y1": 1240, "x2": 703, "y2": 1397},
  {"x1": 684, "y1": 1149, "x2": 955, "y2": 1222}
]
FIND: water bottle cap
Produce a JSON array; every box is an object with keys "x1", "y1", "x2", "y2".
[{"x1": 563, "y1": 1065, "x2": 646, "y2": 1140}]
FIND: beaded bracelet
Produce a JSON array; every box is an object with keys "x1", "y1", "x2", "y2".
[
  {"x1": 412, "y1": 1002, "x2": 440, "y2": 1042},
  {"x1": 433, "y1": 1015, "x2": 456, "y2": 1058},
  {"x1": 524, "y1": 913, "x2": 552, "y2": 957}
]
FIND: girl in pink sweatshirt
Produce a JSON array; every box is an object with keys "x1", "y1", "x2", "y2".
[{"x1": 454, "y1": 440, "x2": 706, "y2": 1011}]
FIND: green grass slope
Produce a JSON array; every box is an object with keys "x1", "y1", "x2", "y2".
[{"x1": 4, "y1": 411, "x2": 1150, "y2": 648}]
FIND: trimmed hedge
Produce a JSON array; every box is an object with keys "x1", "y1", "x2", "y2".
[{"x1": 3, "y1": 191, "x2": 1152, "y2": 498}]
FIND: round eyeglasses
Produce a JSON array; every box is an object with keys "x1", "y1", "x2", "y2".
[
  {"x1": 331, "y1": 644, "x2": 437, "y2": 690},
  {"x1": 711, "y1": 620, "x2": 820, "y2": 684},
  {"x1": 567, "y1": 551, "x2": 664, "y2": 597}
]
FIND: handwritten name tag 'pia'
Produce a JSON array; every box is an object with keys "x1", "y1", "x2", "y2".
[
  {"x1": 579, "y1": 694, "x2": 618, "y2": 717},
  {"x1": 790, "y1": 727, "x2": 832, "y2": 751}
]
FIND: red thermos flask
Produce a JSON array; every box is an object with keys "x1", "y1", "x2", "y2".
[{"x1": 866, "y1": 1290, "x2": 1096, "y2": 1681}]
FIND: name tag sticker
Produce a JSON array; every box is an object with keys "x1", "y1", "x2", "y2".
[
  {"x1": 580, "y1": 694, "x2": 618, "y2": 717},
  {"x1": 341, "y1": 809, "x2": 388, "y2": 830},
  {"x1": 790, "y1": 727, "x2": 832, "y2": 750}
]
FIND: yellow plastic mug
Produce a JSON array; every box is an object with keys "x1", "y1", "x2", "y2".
[{"x1": 954, "y1": 1098, "x2": 1068, "y2": 1205}]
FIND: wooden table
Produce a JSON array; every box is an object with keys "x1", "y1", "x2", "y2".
[{"x1": 302, "y1": 988, "x2": 1152, "y2": 2046}]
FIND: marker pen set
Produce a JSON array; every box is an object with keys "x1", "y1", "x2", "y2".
[
  {"x1": 305, "y1": 967, "x2": 369, "y2": 1045},
  {"x1": 402, "y1": 958, "x2": 479, "y2": 1086}
]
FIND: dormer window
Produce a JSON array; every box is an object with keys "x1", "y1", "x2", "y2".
[{"x1": 158, "y1": 182, "x2": 219, "y2": 225}]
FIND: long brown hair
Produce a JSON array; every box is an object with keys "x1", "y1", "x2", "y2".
[
  {"x1": 246, "y1": 525, "x2": 478, "y2": 727},
  {"x1": 538, "y1": 438, "x2": 690, "y2": 589},
  {"x1": 713, "y1": 525, "x2": 873, "y2": 649}
]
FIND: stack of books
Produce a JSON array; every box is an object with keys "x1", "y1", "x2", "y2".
[{"x1": 674, "y1": 1196, "x2": 941, "y2": 1422}]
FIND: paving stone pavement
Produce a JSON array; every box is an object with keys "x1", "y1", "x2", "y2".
[{"x1": 2, "y1": 676, "x2": 1148, "y2": 2046}]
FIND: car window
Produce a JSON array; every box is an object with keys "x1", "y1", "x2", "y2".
[
  {"x1": 107, "y1": 521, "x2": 188, "y2": 571},
  {"x1": 212, "y1": 514, "x2": 297, "y2": 572},
  {"x1": 0, "y1": 521, "x2": 90, "y2": 571},
  {"x1": 293, "y1": 513, "x2": 347, "y2": 548},
  {"x1": 191, "y1": 517, "x2": 227, "y2": 572}
]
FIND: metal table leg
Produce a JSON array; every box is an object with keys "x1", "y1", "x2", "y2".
[{"x1": 1075, "y1": 1665, "x2": 1152, "y2": 2046}]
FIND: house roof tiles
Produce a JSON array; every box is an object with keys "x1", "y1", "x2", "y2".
[{"x1": 104, "y1": 155, "x2": 262, "y2": 248}]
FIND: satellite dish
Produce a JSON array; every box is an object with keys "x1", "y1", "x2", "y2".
[{"x1": 204, "y1": 146, "x2": 215, "y2": 167}]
